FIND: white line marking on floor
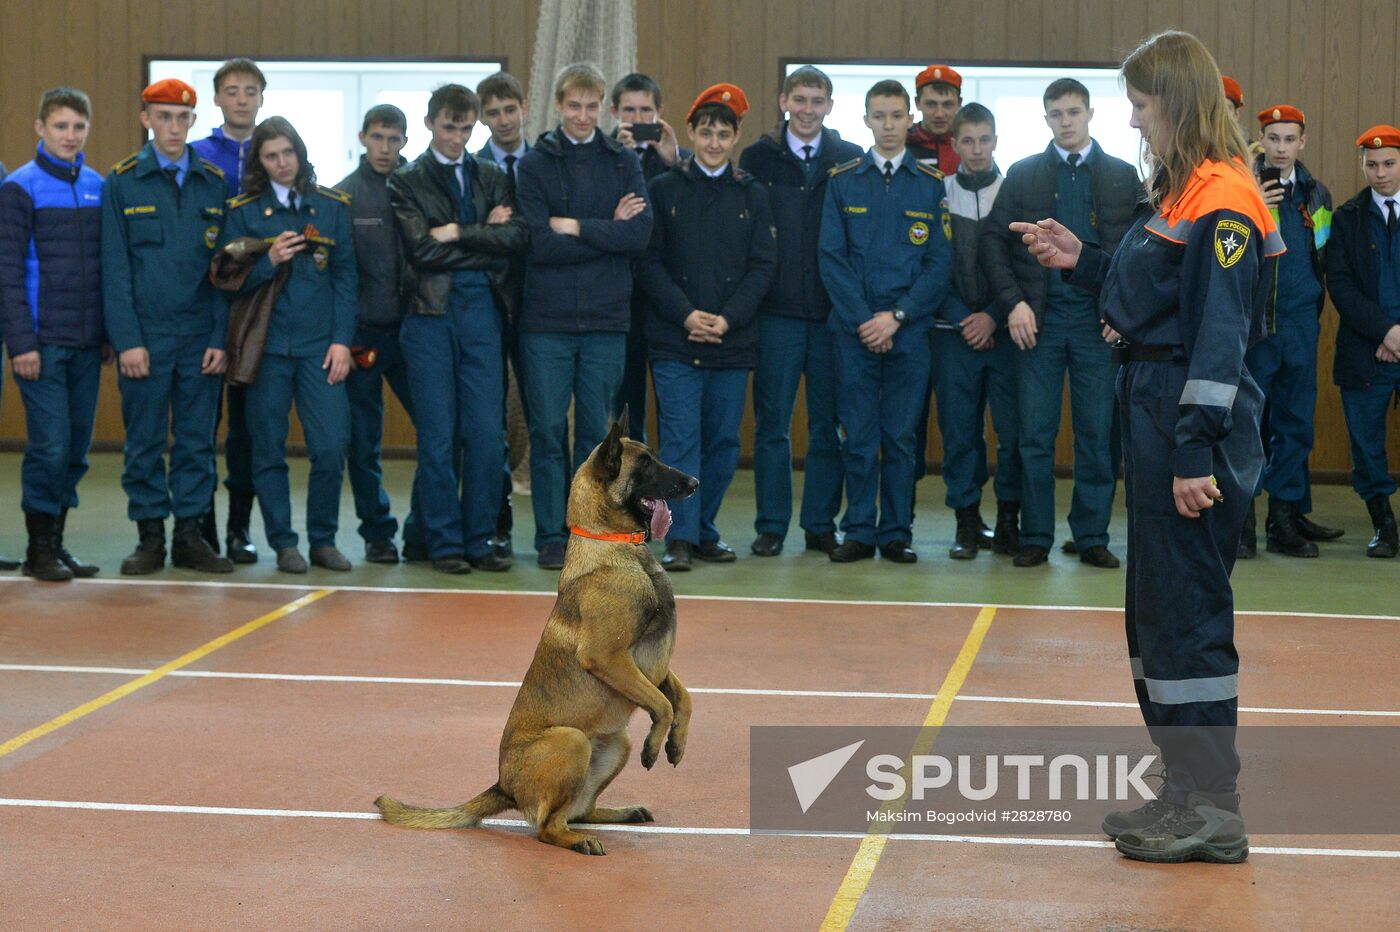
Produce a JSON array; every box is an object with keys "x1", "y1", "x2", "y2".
[
  {"x1": 3, "y1": 664, "x2": 1397, "y2": 717},
  {"x1": 0, "y1": 797, "x2": 1394, "y2": 859}
]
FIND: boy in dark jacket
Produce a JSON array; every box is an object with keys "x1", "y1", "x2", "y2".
[
  {"x1": 515, "y1": 63, "x2": 653, "y2": 570},
  {"x1": 636, "y1": 84, "x2": 776, "y2": 571},
  {"x1": 0, "y1": 87, "x2": 105, "y2": 582},
  {"x1": 742, "y1": 65, "x2": 863, "y2": 559},
  {"x1": 1325, "y1": 126, "x2": 1400, "y2": 558}
]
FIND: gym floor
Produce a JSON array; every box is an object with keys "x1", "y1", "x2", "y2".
[{"x1": 1, "y1": 454, "x2": 1396, "y2": 930}]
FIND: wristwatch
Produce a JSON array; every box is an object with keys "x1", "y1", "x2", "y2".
[{"x1": 891, "y1": 308, "x2": 907, "y2": 323}]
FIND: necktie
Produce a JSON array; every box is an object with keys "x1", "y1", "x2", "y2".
[
  {"x1": 503, "y1": 154, "x2": 517, "y2": 181},
  {"x1": 883, "y1": 161, "x2": 894, "y2": 187},
  {"x1": 162, "y1": 164, "x2": 180, "y2": 191},
  {"x1": 801, "y1": 144, "x2": 813, "y2": 163},
  {"x1": 1282, "y1": 181, "x2": 1294, "y2": 202},
  {"x1": 1387, "y1": 199, "x2": 1397, "y2": 237},
  {"x1": 1067, "y1": 151, "x2": 1081, "y2": 171},
  {"x1": 287, "y1": 189, "x2": 297, "y2": 213}
]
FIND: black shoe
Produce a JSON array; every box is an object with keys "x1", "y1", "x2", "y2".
[
  {"x1": 804, "y1": 530, "x2": 839, "y2": 554},
  {"x1": 121, "y1": 518, "x2": 167, "y2": 576},
  {"x1": 310, "y1": 546, "x2": 352, "y2": 571},
  {"x1": 401, "y1": 540, "x2": 431, "y2": 563},
  {"x1": 1013, "y1": 545, "x2": 1049, "y2": 567},
  {"x1": 364, "y1": 539, "x2": 400, "y2": 564},
  {"x1": 432, "y1": 556, "x2": 473, "y2": 574},
  {"x1": 991, "y1": 500, "x2": 1020, "y2": 555},
  {"x1": 22, "y1": 513, "x2": 72, "y2": 582},
  {"x1": 1366, "y1": 495, "x2": 1398, "y2": 558},
  {"x1": 976, "y1": 517, "x2": 994, "y2": 549},
  {"x1": 0, "y1": 554, "x2": 18, "y2": 570},
  {"x1": 55, "y1": 509, "x2": 98, "y2": 577},
  {"x1": 1265, "y1": 498, "x2": 1318, "y2": 558},
  {"x1": 661, "y1": 540, "x2": 692, "y2": 571},
  {"x1": 1114, "y1": 793, "x2": 1249, "y2": 864},
  {"x1": 695, "y1": 540, "x2": 736, "y2": 563},
  {"x1": 1078, "y1": 545, "x2": 1121, "y2": 569},
  {"x1": 950, "y1": 507, "x2": 981, "y2": 560},
  {"x1": 1103, "y1": 798, "x2": 1174, "y2": 839},
  {"x1": 172, "y1": 518, "x2": 235, "y2": 573},
  {"x1": 469, "y1": 552, "x2": 512, "y2": 572},
  {"x1": 751, "y1": 532, "x2": 784, "y2": 557},
  {"x1": 276, "y1": 547, "x2": 308, "y2": 574},
  {"x1": 1237, "y1": 503, "x2": 1257, "y2": 559},
  {"x1": 537, "y1": 542, "x2": 566, "y2": 570},
  {"x1": 226, "y1": 493, "x2": 258, "y2": 564},
  {"x1": 880, "y1": 540, "x2": 918, "y2": 564},
  {"x1": 1060, "y1": 539, "x2": 1077, "y2": 555},
  {"x1": 489, "y1": 534, "x2": 514, "y2": 559},
  {"x1": 200, "y1": 506, "x2": 221, "y2": 555},
  {"x1": 1294, "y1": 514, "x2": 1344, "y2": 542},
  {"x1": 829, "y1": 540, "x2": 876, "y2": 563}
]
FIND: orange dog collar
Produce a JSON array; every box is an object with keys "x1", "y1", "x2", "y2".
[{"x1": 569, "y1": 526, "x2": 647, "y2": 544}]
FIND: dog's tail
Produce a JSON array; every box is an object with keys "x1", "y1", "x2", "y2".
[{"x1": 374, "y1": 784, "x2": 514, "y2": 829}]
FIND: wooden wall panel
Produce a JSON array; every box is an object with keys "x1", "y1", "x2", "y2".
[{"x1": 2, "y1": 0, "x2": 1397, "y2": 473}]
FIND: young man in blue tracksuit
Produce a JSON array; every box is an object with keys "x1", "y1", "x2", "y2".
[
  {"x1": 636, "y1": 83, "x2": 776, "y2": 571},
  {"x1": 1240, "y1": 105, "x2": 1342, "y2": 558},
  {"x1": 193, "y1": 57, "x2": 266, "y2": 563},
  {"x1": 820, "y1": 79, "x2": 953, "y2": 564},
  {"x1": 515, "y1": 63, "x2": 653, "y2": 570},
  {"x1": 102, "y1": 78, "x2": 234, "y2": 577},
  {"x1": 0, "y1": 158, "x2": 13, "y2": 572},
  {"x1": 1326, "y1": 125, "x2": 1400, "y2": 559},
  {"x1": 742, "y1": 65, "x2": 863, "y2": 559},
  {"x1": 0, "y1": 87, "x2": 105, "y2": 582}
]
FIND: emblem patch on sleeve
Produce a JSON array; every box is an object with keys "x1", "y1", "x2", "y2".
[
  {"x1": 1214, "y1": 219, "x2": 1250, "y2": 269},
  {"x1": 909, "y1": 221, "x2": 930, "y2": 245}
]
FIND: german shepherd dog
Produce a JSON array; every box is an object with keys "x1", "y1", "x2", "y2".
[{"x1": 375, "y1": 411, "x2": 698, "y2": 855}]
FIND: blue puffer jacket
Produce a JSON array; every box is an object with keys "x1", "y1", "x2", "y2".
[{"x1": 0, "y1": 143, "x2": 105, "y2": 356}]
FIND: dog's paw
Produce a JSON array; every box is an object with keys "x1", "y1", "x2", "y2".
[
  {"x1": 641, "y1": 741, "x2": 659, "y2": 770},
  {"x1": 624, "y1": 806, "x2": 655, "y2": 823},
  {"x1": 572, "y1": 837, "x2": 608, "y2": 856},
  {"x1": 666, "y1": 732, "x2": 686, "y2": 766}
]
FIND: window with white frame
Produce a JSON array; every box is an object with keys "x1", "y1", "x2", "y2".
[
  {"x1": 785, "y1": 62, "x2": 1145, "y2": 177},
  {"x1": 147, "y1": 59, "x2": 506, "y2": 186}
]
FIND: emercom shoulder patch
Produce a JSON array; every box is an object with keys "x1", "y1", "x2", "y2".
[{"x1": 1214, "y1": 218, "x2": 1250, "y2": 269}]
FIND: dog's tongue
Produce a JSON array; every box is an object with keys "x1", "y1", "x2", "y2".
[{"x1": 650, "y1": 498, "x2": 672, "y2": 540}]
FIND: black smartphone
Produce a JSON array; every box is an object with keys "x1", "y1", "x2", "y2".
[
  {"x1": 1259, "y1": 165, "x2": 1282, "y2": 186},
  {"x1": 630, "y1": 122, "x2": 663, "y2": 143}
]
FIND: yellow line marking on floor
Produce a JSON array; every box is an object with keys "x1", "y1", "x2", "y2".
[
  {"x1": 0, "y1": 589, "x2": 333, "y2": 761},
  {"x1": 820, "y1": 605, "x2": 997, "y2": 932}
]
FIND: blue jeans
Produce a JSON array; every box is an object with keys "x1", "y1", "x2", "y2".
[
  {"x1": 400, "y1": 302, "x2": 504, "y2": 560},
  {"x1": 520, "y1": 331, "x2": 626, "y2": 549},
  {"x1": 1016, "y1": 313, "x2": 1117, "y2": 550},
  {"x1": 1340, "y1": 360, "x2": 1400, "y2": 501},
  {"x1": 935, "y1": 327, "x2": 1021, "y2": 510},
  {"x1": 832, "y1": 327, "x2": 931, "y2": 546},
  {"x1": 15, "y1": 344, "x2": 102, "y2": 515},
  {"x1": 1244, "y1": 313, "x2": 1318, "y2": 504},
  {"x1": 345, "y1": 324, "x2": 424, "y2": 548},
  {"x1": 752, "y1": 314, "x2": 843, "y2": 538},
  {"x1": 118, "y1": 332, "x2": 222, "y2": 520},
  {"x1": 245, "y1": 353, "x2": 350, "y2": 551},
  {"x1": 651, "y1": 362, "x2": 749, "y2": 545}
]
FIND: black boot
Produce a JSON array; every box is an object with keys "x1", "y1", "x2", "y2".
[
  {"x1": 225, "y1": 493, "x2": 258, "y2": 564},
  {"x1": 173, "y1": 517, "x2": 235, "y2": 573},
  {"x1": 1265, "y1": 498, "x2": 1317, "y2": 558},
  {"x1": 949, "y1": 506, "x2": 982, "y2": 560},
  {"x1": 121, "y1": 519, "x2": 167, "y2": 576},
  {"x1": 1294, "y1": 513, "x2": 1344, "y2": 542},
  {"x1": 56, "y1": 508, "x2": 99, "y2": 577},
  {"x1": 0, "y1": 551, "x2": 18, "y2": 570},
  {"x1": 201, "y1": 500, "x2": 221, "y2": 555},
  {"x1": 22, "y1": 512, "x2": 72, "y2": 582},
  {"x1": 1236, "y1": 501, "x2": 1257, "y2": 559},
  {"x1": 991, "y1": 500, "x2": 1020, "y2": 555},
  {"x1": 1366, "y1": 495, "x2": 1398, "y2": 558}
]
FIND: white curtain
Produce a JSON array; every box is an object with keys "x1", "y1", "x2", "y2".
[{"x1": 525, "y1": 0, "x2": 638, "y2": 142}]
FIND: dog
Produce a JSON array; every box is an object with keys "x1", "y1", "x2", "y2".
[{"x1": 375, "y1": 410, "x2": 698, "y2": 855}]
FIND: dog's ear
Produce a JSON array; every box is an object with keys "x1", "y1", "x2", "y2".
[
  {"x1": 617, "y1": 404, "x2": 631, "y2": 439},
  {"x1": 595, "y1": 417, "x2": 624, "y2": 483}
]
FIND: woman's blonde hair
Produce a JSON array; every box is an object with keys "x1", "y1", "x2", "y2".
[{"x1": 1122, "y1": 30, "x2": 1249, "y2": 206}]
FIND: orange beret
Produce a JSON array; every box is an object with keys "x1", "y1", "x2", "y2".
[
  {"x1": 143, "y1": 78, "x2": 196, "y2": 107},
  {"x1": 1357, "y1": 125, "x2": 1400, "y2": 150},
  {"x1": 915, "y1": 64, "x2": 962, "y2": 92},
  {"x1": 687, "y1": 83, "x2": 749, "y2": 123},
  {"x1": 1221, "y1": 76, "x2": 1243, "y2": 108},
  {"x1": 1257, "y1": 105, "x2": 1305, "y2": 129}
]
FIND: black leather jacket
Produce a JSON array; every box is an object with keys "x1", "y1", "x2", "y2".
[{"x1": 387, "y1": 148, "x2": 528, "y2": 321}]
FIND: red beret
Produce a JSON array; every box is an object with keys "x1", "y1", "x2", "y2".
[
  {"x1": 1357, "y1": 125, "x2": 1400, "y2": 150},
  {"x1": 1221, "y1": 76, "x2": 1243, "y2": 108},
  {"x1": 1257, "y1": 105, "x2": 1305, "y2": 130},
  {"x1": 687, "y1": 83, "x2": 749, "y2": 123},
  {"x1": 915, "y1": 64, "x2": 962, "y2": 92},
  {"x1": 143, "y1": 78, "x2": 196, "y2": 107}
]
